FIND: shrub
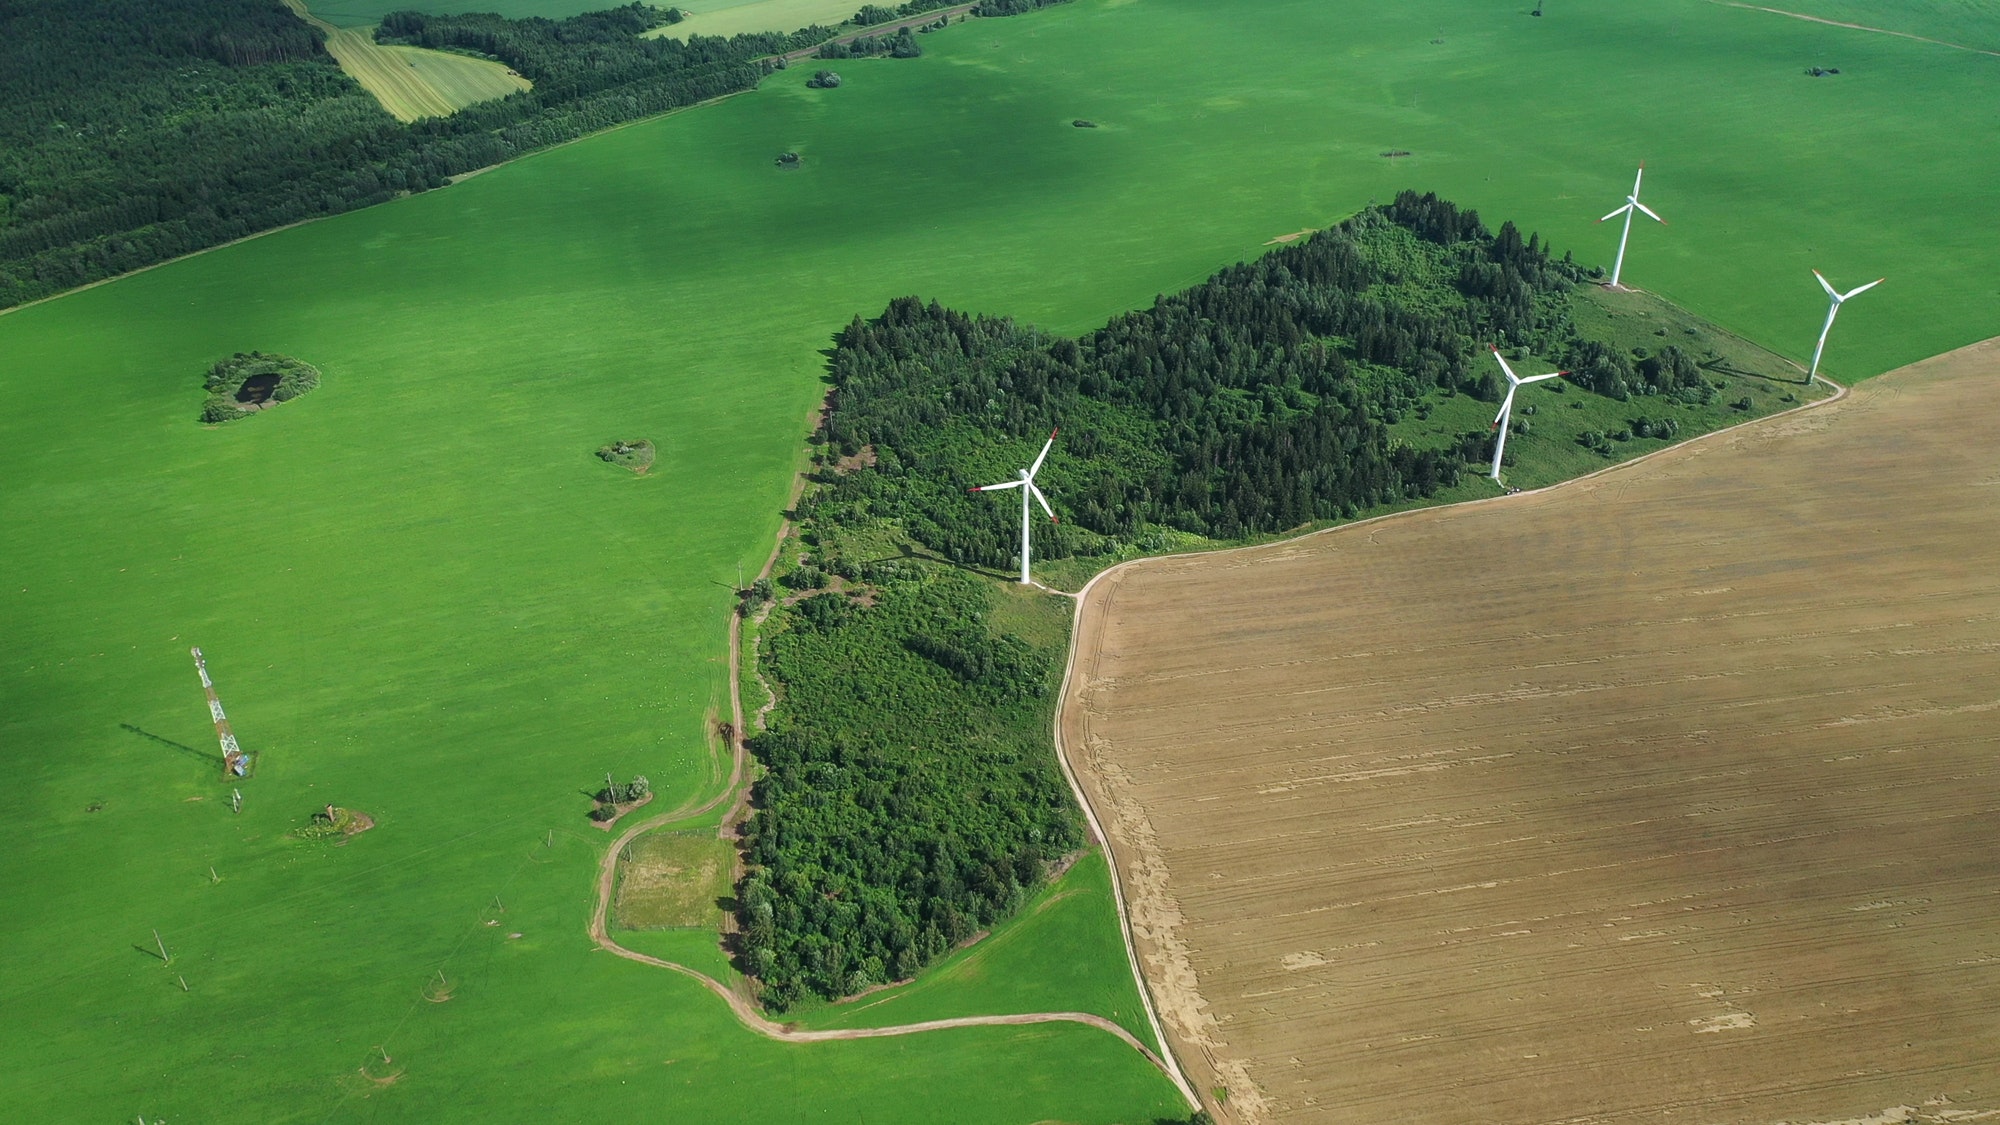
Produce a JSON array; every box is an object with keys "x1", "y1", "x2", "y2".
[
  {"x1": 780, "y1": 565, "x2": 826, "y2": 591},
  {"x1": 199, "y1": 351, "x2": 320, "y2": 422},
  {"x1": 200, "y1": 397, "x2": 248, "y2": 424},
  {"x1": 806, "y1": 69, "x2": 842, "y2": 88}
]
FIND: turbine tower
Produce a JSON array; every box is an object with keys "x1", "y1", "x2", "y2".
[
  {"x1": 1808, "y1": 269, "x2": 1883, "y2": 382},
  {"x1": 191, "y1": 647, "x2": 250, "y2": 778},
  {"x1": 971, "y1": 429, "x2": 1058, "y2": 585},
  {"x1": 1487, "y1": 346, "x2": 1567, "y2": 483},
  {"x1": 1598, "y1": 163, "x2": 1665, "y2": 289}
]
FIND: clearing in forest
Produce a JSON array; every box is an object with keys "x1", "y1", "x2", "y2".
[
  {"x1": 284, "y1": 0, "x2": 530, "y2": 121},
  {"x1": 615, "y1": 830, "x2": 734, "y2": 929},
  {"x1": 1062, "y1": 340, "x2": 2000, "y2": 1123}
]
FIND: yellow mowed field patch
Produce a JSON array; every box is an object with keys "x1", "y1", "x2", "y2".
[
  {"x1": 615, "y1": 830, "x2": 734, "y2": 930},
  {"x1": 646, "y1": 0, "x2": 868, "y2": 40},
  {"x1": 1062, "y1": 341, "x2": 2000, "y2": 1123},
  {"x1": 286, "y1": 0, "x2": 529, "y2": 122}
]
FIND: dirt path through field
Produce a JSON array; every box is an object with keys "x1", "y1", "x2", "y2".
[
  {"x1": 581, "y1": 401, "x2": 1198, "y2": 1108},
  {"x1": 1061, "y1": 340, "x2": 2000, "y2": 1122},
  {"x1": 1713, "y1": 1, "x2": 2000, "y2": 58}
]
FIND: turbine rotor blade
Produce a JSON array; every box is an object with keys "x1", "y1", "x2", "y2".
[
  {"x1": 1029, "y1": 483, "x2": 1056, "y2": 522},
  {"x1": 1493, "y1": 388, "x2": 1517, "y2": 429},
  {"x1": 972, "y1": 480, "x2": 1025, "y2": 492},
  {"x1": 1027, "y1": 428, "x2": 1058, "y2": 479},
  {"x1": 1843, "y1": 277, "x2": 1885, "y2": 300},
  {"x1": 1813, "y1": 269, "x2": 1840, "y2": 299},
  {"x1": 1634, "y1": 201, "x2": 1665, "y2": 224},
  {"x1": 1598, "y1": 203, "x2": 1632, "y2": 224},
  {"x1": 1521, "y1": 370, "x2": 1566, "y2": 385},
  {"x1": 1489, "y1": 345, "x2": 1518, "y2": 383}
]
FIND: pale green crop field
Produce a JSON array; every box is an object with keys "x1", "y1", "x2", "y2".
[
  {"x1": 650, "y1": 0, "x2": 865, "y2": 40},
  {"x1": 3, "y1": 2, "x2": 1996, "y2": 1122}
]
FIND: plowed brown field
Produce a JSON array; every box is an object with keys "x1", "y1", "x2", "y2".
[{"x1": 1061, "y1": 340, "x2": 2000, "y2": 1124}]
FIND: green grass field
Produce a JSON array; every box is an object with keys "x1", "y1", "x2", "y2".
[
  {"x1": 799, "y1": 850, "x2": 1161, "y2": 1049},
  {"x1": 4, "y1": 1, "x2": 1998, "y2": 1121}
]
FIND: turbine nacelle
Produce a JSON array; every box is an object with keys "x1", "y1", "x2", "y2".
[{"x1": 1814, "y1": 268, "x2": 1884, "y2": 306}]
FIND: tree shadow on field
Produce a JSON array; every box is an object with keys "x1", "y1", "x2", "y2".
[
  {"x1": 1700, "y1": 357, "x2": 1810, "y2": 388},
  {"x1": 871, "y1": 542, "x2": 1016, "y2": 585},
  {"x1": 121, "y1": 723, "x2": 223, "y2": 768}
]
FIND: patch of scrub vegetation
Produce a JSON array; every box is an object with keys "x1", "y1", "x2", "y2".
[
  {"x1": 595, "y1": 438, "x2": 656, "y2": 473},
  {"x1": 200, "y1": 352, "x2": 320, "y2": 424},
  {"x1": 589, "y1": 774, "x2": 652, "y2": 822},
  {"x1": 614, "y1": 829, "x2": 733, "y2": 929},
  {"x1": 806, "y1": 67, "x2": 844, "y2": 87},
  {"x1": 291, "y1": 804, "x2": 375, "y2": 839},
  {"x1": 740, "y1": 193, "x2": 1826, "y2": 1008}
]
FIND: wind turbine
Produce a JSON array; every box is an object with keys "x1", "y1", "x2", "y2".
[
  {"x1": 1807, "y1": 269, "x2": 1883, "y2": 383},
  {"x1": 971, "y1": 429, "x2": 1058, "y2": 585},
  {"x1": 1487, "y1": 346, "x2": 1566, "y2": 483},
  {"x1": 1597, "y1": 163, "x2": 1665, "y2": 289}
]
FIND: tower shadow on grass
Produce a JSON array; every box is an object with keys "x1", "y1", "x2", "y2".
[
  {"x1": 121, "y1": 723, "x2": 223, "y2": 768},
  {"x1": 1700, "y1": 358, "x2": 1811, "y2": 388}
]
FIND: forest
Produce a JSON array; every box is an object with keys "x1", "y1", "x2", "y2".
[
  {"x1": 737, "y1": 193, "x2": 1720, "y2": 1007},
  {"x1": 0, "y1": 0, "x2": 1067, "y2": 309}
]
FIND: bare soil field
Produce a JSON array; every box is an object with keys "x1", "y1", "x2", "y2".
[{"x1": 1061, "y1": 340, "x2": 2000, "y2": 1124}]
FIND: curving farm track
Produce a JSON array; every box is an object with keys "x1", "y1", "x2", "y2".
[{"x1": 582, "y1": 436, "x2": 1201, "y2": 1106}]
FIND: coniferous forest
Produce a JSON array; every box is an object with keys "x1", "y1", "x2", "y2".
[{"x1": 738, "y1": 193, "x2": 1732, "y2": 1008}]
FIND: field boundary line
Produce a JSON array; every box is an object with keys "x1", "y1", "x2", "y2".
[
  {"x1": 1047, "y1": 370, "x2": 1851, "y2": 1121},
  {"x1": 1711, "y1": 1, "x2": 2000, "y2": 57}
]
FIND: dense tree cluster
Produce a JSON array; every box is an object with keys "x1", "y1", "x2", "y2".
[
  {"x1": 739, "y1": 193, "x2": 1658, "y2": 1010},
  {"x1": 738, "y1": 570, "x2": 1079, "y2": 1008},
  {"x1": 0, "y1": 0, "x2": 1068, "y2": 309},
  {"x1": 809, "y1": 194, "x2": 1591, "y2": 571}
]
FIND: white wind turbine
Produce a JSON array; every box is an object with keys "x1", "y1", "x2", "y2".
[
  {"x1": 971, "y1": 429, "x2": 1058, "y2": 585},
  {"x1": 1807, "y1": 269, "x2": 1883, "y2": 382},
  {"x1": 1598, "y1": 163, "x2": 1665, "y2": 289},
  {"x1": 1487, "y1": 346, "x2": 1567, "y2": 483}
]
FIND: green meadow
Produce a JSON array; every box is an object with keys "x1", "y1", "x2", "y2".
[{"x1": 3, "y1": 1, "x2": 1997, "y2": 1121}]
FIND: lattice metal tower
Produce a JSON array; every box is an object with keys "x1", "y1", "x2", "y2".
[{"x1": 191, "y1": 647, "x2": 250, "y2": 778}]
